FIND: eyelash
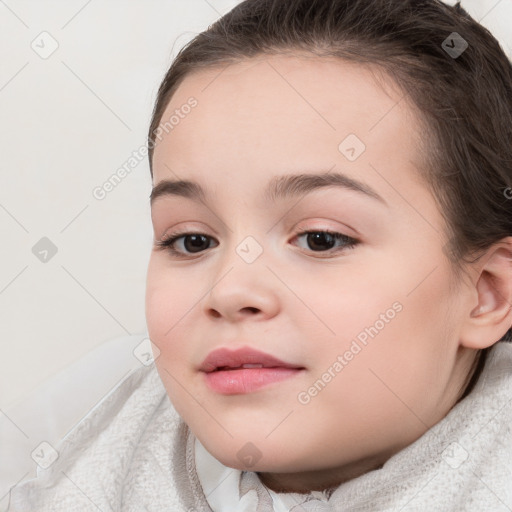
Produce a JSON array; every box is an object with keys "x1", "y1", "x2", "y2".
[{"x1": 154, "y1": 228, "x2": 359, "y2": 259}]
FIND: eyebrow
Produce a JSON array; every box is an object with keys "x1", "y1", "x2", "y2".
[{"x1": 150, "y1": 171, "x2": 387, "y2": 207}]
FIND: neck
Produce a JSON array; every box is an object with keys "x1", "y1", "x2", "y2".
[{"x1": 256, "y1": 449, "x2": 394, "y2": 494}]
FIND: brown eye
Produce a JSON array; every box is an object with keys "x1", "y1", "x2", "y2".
[
  {"x1": 304, "y1": 232, "x2": 336, "y2": 251},
  {"x1": 293, "y1": 230, "x2": 359, "y2": 255},
  {"x1": 180, "y1": 234, "x2": 211, "y2": 253},
  {"x1": 155, "y1": 232, "x2": 218, "y2": 257}
]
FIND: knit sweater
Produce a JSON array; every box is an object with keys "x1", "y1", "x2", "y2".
[{"x1": 7, "y1": 342, "x2": 512, "y2": 511}]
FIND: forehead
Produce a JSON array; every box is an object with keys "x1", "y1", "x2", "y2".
[{"x1": 151, "y1": 54, "x2": 425, "y2": 203}]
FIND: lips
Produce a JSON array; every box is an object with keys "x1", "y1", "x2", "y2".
[
  {"x1": 199, "y1": 347, "x2": 304, "y2": 373},
  {"x1": 199, "y1": 346, "x2": 305, "y2": 394}
]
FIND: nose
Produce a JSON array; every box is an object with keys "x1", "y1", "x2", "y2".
[{"x1": 202, "y1": 243, "x2": 281, "y2": 323}]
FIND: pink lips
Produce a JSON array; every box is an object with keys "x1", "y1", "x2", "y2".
[{"x1": 199, "y1": 347, "x2": 305, "y2": 394}]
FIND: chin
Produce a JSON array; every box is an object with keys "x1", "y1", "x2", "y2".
[{"x1": 201, "y1": 436, "x2": 315, "y2": 474}]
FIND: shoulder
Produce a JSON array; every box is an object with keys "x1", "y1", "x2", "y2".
[
  {"x1": 6, "y1": 363, "x2": 185, "y2": 511},
  {"x1": 471, "y1": 340, "x2": 512, "y2": 407}
]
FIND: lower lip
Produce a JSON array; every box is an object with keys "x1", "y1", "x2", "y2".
[{"x1": 203, "y1": 367, "x2": 303, "y2": 394}]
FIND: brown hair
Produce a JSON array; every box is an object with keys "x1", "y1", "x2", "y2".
[{"x1": 147, "y1": 0, "x2": 512, "y2": 399}]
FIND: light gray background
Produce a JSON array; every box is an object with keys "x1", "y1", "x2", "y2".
[
  {"x1": 1, "y1": 0, "x2": 242, "y2": 410},
  {"x1": 0, "y1": 0, "x2": 510, "y2": 427}
]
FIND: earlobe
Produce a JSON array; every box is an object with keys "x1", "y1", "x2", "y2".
[{"x1": 460, "y1": 240, "x2": 512, "y2": 350}]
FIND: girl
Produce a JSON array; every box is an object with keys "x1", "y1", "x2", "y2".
[{"x1": 8, "y1": 0, "x2": 512, "y2": 510}]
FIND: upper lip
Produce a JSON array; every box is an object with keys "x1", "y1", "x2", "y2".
[{"x1": 199, "y1": 346, "x2": 304, "y2": 373}]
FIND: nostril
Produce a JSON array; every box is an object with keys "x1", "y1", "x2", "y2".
[{"x1": 242, "y1": 307, "x2": 259, "y2": 314}]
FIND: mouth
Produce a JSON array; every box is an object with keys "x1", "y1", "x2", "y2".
[
  {"x1": 199, "y1": 347, "x2": 305, "y2": 394},
  {"x1": 199, "y1": 346, "x2": 304, "y2": 373},
  {"x1": 215, "y1": 363, "x2": 268, "y2": 370}
]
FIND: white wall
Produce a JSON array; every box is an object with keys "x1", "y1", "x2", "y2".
[
  {"x1": 1, "y1": 0, "x2": 511, "y2": 410},
  {"x1": 0, "y1": 0, "x2": 241, "y2": 410}
]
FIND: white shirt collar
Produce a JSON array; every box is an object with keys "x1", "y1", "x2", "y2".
[{"x1": 194, "y1": 437, "x2": 331, "y2": 512}]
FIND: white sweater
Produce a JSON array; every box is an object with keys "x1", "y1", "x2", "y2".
[{"x1": 7, "y1": 342, "x2": 512, "y2": 511}]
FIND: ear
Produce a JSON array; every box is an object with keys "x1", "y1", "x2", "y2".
[{"x1": 460, "y1": 238, "x2": 512, "y2": 349}]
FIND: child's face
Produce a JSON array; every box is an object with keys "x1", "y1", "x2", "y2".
[{"x1": 146, "y1": 54, "x2": 474, "y2": 489}]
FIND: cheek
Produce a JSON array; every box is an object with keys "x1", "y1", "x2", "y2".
[
  {"x1": 145, "y1": 260, "x2": 204, "y2": 417},
  {"x1": 300, "y1": 251, "x2": 456, "y2": 406},
  {"x1": 145, "y1": 257, "x2": 201, "y2": 360},
  {"x1": 288, "y1": 259, "x2": 403, "y2": 353},
  {"x1": 339, "y1": 269, "x2": 455, "y2": 421},
  {"x1": 294, "y1": 308, "x2": 451, "y2": 466}
]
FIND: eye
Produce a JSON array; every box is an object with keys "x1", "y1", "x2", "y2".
[
  {"x1": 292, "y1": 229, "x2": 359, "y2": 256},
  {"x1": 154, "y1": 231, "x2": 218, "y2": 258}
]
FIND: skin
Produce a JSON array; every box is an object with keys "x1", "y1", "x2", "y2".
[{"x1": 145, "y1": 54, "x2": 512, "y2": 493}]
